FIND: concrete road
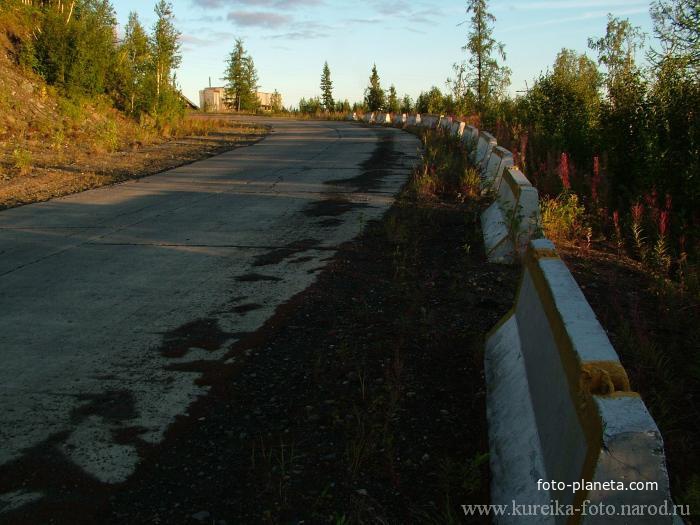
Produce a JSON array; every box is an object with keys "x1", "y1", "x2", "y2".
[{"x1": 0, "y1": 118, "x2": 420, "y2": 512}]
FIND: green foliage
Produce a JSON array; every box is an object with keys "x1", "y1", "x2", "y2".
[
  {"x1": 34, "y1": 0, "x2": 117, "y2": 98},
  {"x1": 522, "y1": 49, "x2": 601, "y2": 164},
  {"x1": 416, "y1": 86, "x2": 445, "y2": 114},
  {"x1": 364, "y1": 64, "x2": 385, "y2": 112},
  {"x1": 400, "y1": 94, "x2": 413, "y2": 113},
  {"x1": 270, "y1": 90, "x2": 283, "y2": 112},
  {"x1": 456, "y1": 0, "x2": 511, "y2": 114},
  {"x1": 589, "y1": 16, "x2": 651, "y2": 208},
  {"x1": 224, "y1": 38, "x2": 259, "y2": 112},
  {"x1": 320, "y1": 61, "x2": 334, "y2": 112},
  {"x1": 387, "y1": 84, "x2": 399, "y2": 113},
  {"x1": 7, "y1": 0, "x2": 186, "y2": 128},
  {"x1": 12, "y1": 146, "x2": 32, "y2": 176},
  {"x1": 298, "y1": 96, "x2": 322, "y2": 114},
  {"x1": 651, "y1": 0, "x2": 699, "y2": 76},
  {"x1": 112, "y1": 12, "x2": 151, "y2": 116},
  {"x1": 334, "y1": 99, "x2": 351, "y2": 113},
  {"x1": 540, "y1": 192, "x2": 586, "y2": 241}
]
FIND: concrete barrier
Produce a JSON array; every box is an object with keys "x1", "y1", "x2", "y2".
[
  {"x1": 439, "y1": 115, "x2": 452, "y2": 130},
  {"x1": 482, "y1": 146, "x2": 514, "y2": 191},
  {"x1": 463, "y1": 125, "x2": 479, "y2": 162},
  {"x1": 481, "y1": 166, "x2": 540, "y2": 263},
  {"x1": 376, "y1": 112, "x2": 391, "y2": 125},
  {"x1": 451, "y1": 121, "x2": 465, "y2": 137},
  {"x1": 393, "y1": 113, "x2": 406, "y2": 126},
  {"x1": 421, "y1": 114, "x2": 439, "y2": 129},
  {"x1": 485, "y1": 239, "x2": 678, "y2": 524},
  {"x1": 475, "y1": 131, "x2": 497, "y2": 172}
]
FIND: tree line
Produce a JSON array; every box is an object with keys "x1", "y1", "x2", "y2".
[
  {"x1": 299, "y1": 0, "x2": 697, "y2": 271},
  {"x1": 6, "y1": 0, "x2": 184, "y2": 127}
]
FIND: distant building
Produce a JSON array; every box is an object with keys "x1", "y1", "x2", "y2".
[
  {"x1": 198, "y1": 86, "x2": 280, "y2": 112},
  {"x1": 179, "y1": 92, "x2": 199, "y2": 110},
  {"x1": 199, "y1": 87, "x2": 226, "y2": 112}
]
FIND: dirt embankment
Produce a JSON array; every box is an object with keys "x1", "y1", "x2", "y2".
[{"x1": 0, "y1": 17, "x2": 267, "y2": 210}]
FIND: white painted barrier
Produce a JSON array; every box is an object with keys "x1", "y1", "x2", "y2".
[
  {"x1": 407, "y1": 114, "x2": 416, "y2": 126},
  {"x1": 362, "y1": 112, "x2": 371, "y2": 123},
  {"x1": 475, "y1": 131, "x2": 497, "y2": 172},
  {"x1": 485, "y1": 239, "x2": 677, "y2": 524},
  {"x1": 376, "y1": 112, "x2": 391, "y2": 125},
  {"x1": 482, "y1": 146, "x2": 514, "y2": 190},
  {"x1": 393, "y1": 113, "x2": 406, "y2": 126},
  {"x1": 481, "y1": 166, "x2": 540, "y2": 263},
  {"x1": 451, "y1": 121, "x2": 465, "y2": 137},
  {"x1": 463, "y1": 125, "x2": 479, "y2": 161}
]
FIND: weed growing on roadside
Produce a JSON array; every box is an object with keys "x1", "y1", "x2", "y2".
[
  {"x1": 12, "y1": 146, "x2": 32, "y2": 176},
  {"x1": 460, "y1": 166, "x2": 481, "y2": 199},
  {"x1": 630, "y1": 201, "x2": 647, "y2": 260},
  {"x1": 654, "y1": 210, "x2": 672, "y2": 274},
  {"x1": 540, "y1": 192, "x2": 585, "y2": 242}
]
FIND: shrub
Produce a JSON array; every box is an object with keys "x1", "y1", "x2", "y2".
[
  {"x1": 540, "y1": 192, "x2": 586, "y2": 241},
  {"x1": 12, "y1": 146, "x2": 32, "y2": 176},
  {"x1": 460, "y1": 167, "x2": 481, "y2": 199}
]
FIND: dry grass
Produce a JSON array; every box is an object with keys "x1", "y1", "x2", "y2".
[{"x1": 0, "y1": 115, "x2": 267, "y2": 209}]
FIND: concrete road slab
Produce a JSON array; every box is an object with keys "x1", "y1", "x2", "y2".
[{"x1": 0, "y1": 119, "x2": 419, "y2": 507}]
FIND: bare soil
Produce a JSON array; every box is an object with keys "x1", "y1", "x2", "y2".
[{"x1": 2, "y1": 161, "x2": 519, "y2": 524}]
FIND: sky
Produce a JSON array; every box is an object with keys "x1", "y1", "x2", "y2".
[{"x1": 110, "y1": 0, "x2": 658, "y2": 108}]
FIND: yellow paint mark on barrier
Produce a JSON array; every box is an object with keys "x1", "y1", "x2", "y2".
[{"x1": 522, "y1": 243, "x2": 634, "y2": 525}]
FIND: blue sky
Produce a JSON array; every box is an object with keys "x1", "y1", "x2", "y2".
[{"x1": 110, "y1": 0, "x2": 657, "y2": 108}]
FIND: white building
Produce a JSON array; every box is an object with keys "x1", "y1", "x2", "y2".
[{"x1": 199, "y1": 87, "x2": 280, "y2": 112}]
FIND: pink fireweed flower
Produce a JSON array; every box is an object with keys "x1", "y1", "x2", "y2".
[
  {"x1": 631, "y1": 201, "x2": 644, "y2": 224},
  {"x1": 659, "y1": 210, "x2": 670, "y2": 237},
  {"x1": 592, "y1": 156, "x2": 600, "y2": 203},
  {"x1": 559, "y1": 152, "x2": 571, "y2": 190},
  {"x1": 613, "y1": 210, "x2": 620, "y2": 230}
]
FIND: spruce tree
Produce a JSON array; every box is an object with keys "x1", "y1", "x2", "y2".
[
  {"x1": 224, "y1": 39, "x2": 259, "y2": 111},
  {"x1": 364, "y1": 64, "x2": 385, "y2": 112},
  {"x1": 387, "y1": 85, "x2": 399, "y2": 113},
  {"x1": 320, "y1": 61, "x2": 334, "y2": 112},
  {"x1": 400, "y1": 94, "x2": 413, "y2": 113}
]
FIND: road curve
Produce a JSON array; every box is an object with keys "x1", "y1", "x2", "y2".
[{"x1": 0, "y1": 118, "x2": 420, "y2": 512}]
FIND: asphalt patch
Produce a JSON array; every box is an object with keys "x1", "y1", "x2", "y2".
[
  {"x1": 252, "y1": 239, "x2": 320, "y2": 267},
  {"x1": 235, "y1": 273, "x2": 283, "y2": 283},
  {"x1": 159, "y1": 318, "x2": 231, "y2": 358}
]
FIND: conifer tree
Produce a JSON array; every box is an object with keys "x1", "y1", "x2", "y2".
[
  {"x1": 456, "y1": 0, "x2": 510, "y2": 114},
  {"x1": 320, "y1": 61, "x2": 334, "y2": 112},
  {"x1": 224, "y1": 39, "x2": 259, "y2": 111},
  {"x1": 387, "y1": 85, "x2": 399, "y2": 113},
  {"x1": 364, "y1": 64, "x2": 385, "y2": 112}
]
